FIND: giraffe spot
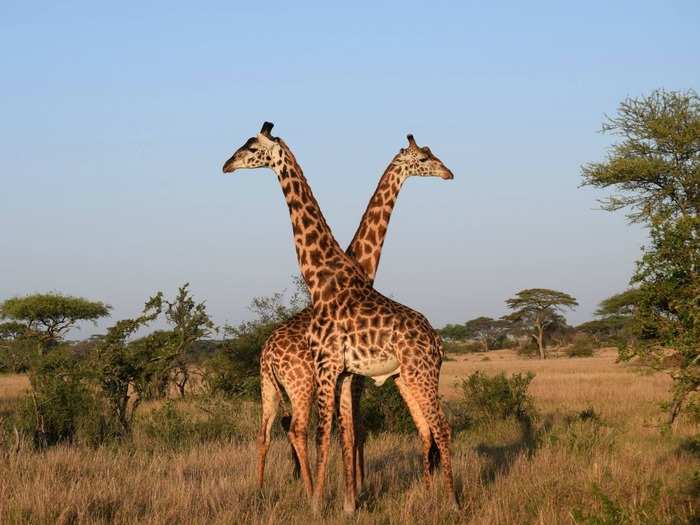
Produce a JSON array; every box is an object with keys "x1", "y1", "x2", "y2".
[
  {"x1": 310, "y1": 250, "x2": 323, "y2": 267},
  {"x1": 321, "y1": 280, "x2": 338, "y2": 301},
  {"x1": 365, "y1": 228, "x2": 377, "y2": 244},
  {"x1": 305, "y1": 231, "x2": 318, "y2": 246}
]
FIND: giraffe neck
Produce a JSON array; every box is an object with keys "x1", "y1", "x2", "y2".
[
  {"x1": 273, "y1": 142, "x2": 364, "y2": 305},
  {"x1": 345, "y1": 166, "x2": 405, "y2": 283}
]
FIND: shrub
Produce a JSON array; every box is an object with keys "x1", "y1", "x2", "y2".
[
  {"x1": 361, "y1": 378, "x2": 415, "y2": 434},
  {"x1": 141, "y1": 399, "x2": 239, "y2": 449},
  {"x1": 455, "y1": 370, "x2": 535, "y2": 427},
  {"x1": 442, "y1": 340, "x2": 482, "y2": 354},
  {"x1": 566, "y1": 333, "x2": 596, "y2": 357},
  {"x1": 18, "y1": 348, "x2": 117, "y2": 447}
]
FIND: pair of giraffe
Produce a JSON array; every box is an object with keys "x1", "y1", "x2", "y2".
[{"x1": 222, "y1": 122, "x2": 456, "y2": 514}]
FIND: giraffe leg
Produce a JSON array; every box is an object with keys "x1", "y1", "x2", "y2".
[
  {"x1": 257, "y1": 370, "x2": 280, "y2": 491},
  {"x1": 337, "y1": 374, "x2": 358, "y2": 513},
  {"x1": 286, "y1": 382, "x2": 314, "y2": 499},
  {"x1": 394, "y1": 375, "x2": 436, "y2": 487},
  {"x1": 311, "y1": 363, "x2": 342, "y2": 515},
  {"x1": 351, "y1": 375, "x2": 366, "y2": 493},
  {"x1": 401, "y1": 372, "x2": 457, "y2": 507}
]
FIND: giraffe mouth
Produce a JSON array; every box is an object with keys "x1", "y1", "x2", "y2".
[
  {"x1": 222, "y1": 157, "x2": 239, "y2": 173},
  {"x1": 441, "y1": 169, "x2": 454, "y2": 180}
]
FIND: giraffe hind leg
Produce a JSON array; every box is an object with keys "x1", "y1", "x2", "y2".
[
  {"x1": 394, "y1": 375, "x2": 436, "y2": 486},
  {"x1": 401, "y1": 371, "x2": 457, "y2": 507}
]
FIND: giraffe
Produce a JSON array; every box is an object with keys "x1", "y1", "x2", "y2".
[
  {"x1": 256, "y1": 134, "x2": 453, "y2": 499},
  {"x1": 222, "y1": 123, "x2": 456, "y2": 514}
]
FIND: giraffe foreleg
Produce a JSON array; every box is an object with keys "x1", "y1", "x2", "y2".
[
  {"x1": 311, "y1": 353, "x2": 343, "y2": 515},
  {"x1": 257, "y1": 370, "x2": 280, "y2": 491}
]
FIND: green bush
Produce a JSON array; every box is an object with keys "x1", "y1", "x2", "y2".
[
  {"x1": 361, "y1": 378, "x2": 415, "y2": 434},
  {"x1": 141, "y1": 399, "x2": 239, "y2": 449},
  {"x1": 18, "y1": 348, "x2": 117, "y2": 447},
  {"x1": 454, "y1": 370, "x2": 535, "y2": 427},
  {"x1": 442, "y1": 340, "x2": 482, "y2": 354},
  {"x1": 566, "y1": 333, "x2": 596, "y2": 357}
]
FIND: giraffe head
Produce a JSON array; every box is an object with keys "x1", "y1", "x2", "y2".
[
  {"x1": 222, "y1": 122, "x2": 283, "y2": 173},
  {"x1": 390, "y1": 134, "x2": 454, "y2": 180}
]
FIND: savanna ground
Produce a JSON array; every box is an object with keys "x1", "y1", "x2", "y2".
[{"x1": 0, "y1": 348, "x2": 698, "y2": 524}]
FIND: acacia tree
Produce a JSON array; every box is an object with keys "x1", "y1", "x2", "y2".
[
  {"x1": 164, "y1": 284, "x2": 216, "y2": 398},
  {"x1": 463, "y1": 316, "x2": 511, "y2": 351},
  {"x1": 578, "y1": 289, "x2": 642, "y2": 345},
  {"x1": 581, "y1": 89, "x2": 700, "y2": 424},
  {"x1": 0, "y1": 293, "x2": 110, "y2": 352},
  {"x1": 89, "y1": 293, "x2": 164, "y2": 434},
  {"x1": 503, "y1": 289, "x2": 578, "y2": 359}
]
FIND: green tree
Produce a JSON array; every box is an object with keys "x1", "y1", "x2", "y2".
[
  {"x1": 0, "y1": 293, "x2": 110, "y2": 352},
  {"x1": 581, "y1": 89, "x2": 700, "y2": 424},
  {"x1": 88, "y1": 293, "x2": 164, "y2": 434},
  {"x1": 578, "y1": 289, "x2": 642, "y2": 345},
  {"x1": 163, "y1": 284, "x2": 216, "y2": 398},
  {"x1": 204, "y1": 277, "x2": 306, "y2": 399},
  {"x1": 503, "y1": 289, "x2": 578, "y2": 359},
  {"x1": 438, "y1": 323, "x2": 471, "y2": 341},
  {"x1": 462, "y1": 316, "x2": 511, "y2": 351},
  {"x1": 0, "y1": 321, "x2": 35, "y2": 372}
]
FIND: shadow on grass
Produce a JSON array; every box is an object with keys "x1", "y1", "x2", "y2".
[{"x1": 475, "y1": 416, "x2": 552, "y2": 485}]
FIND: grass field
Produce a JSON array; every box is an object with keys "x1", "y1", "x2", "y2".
[{"x1": 0, "y1": 349, "x2": 698, "y2": 524}]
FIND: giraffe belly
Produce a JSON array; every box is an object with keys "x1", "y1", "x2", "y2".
[{"x1": 344, "y1": 351, "x2": 400, "y2": 386}]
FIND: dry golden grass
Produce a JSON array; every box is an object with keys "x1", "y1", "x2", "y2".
[{"x1": 0, "y1": 349, "x2": 698, "y2": 524}]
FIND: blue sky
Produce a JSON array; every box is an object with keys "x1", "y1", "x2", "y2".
[{"x1": 1, "y1": 1, "x2": 698, "y2": 336}]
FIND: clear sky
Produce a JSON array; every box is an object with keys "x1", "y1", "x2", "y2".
[{"x1": 1, "y1": 1, "x2": 698, "y2": 337}]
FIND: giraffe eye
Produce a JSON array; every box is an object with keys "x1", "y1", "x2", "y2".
[
  {"x1": 248, "y1": 147, "x2": 258, "y2": 153},
  {"x1": 419, "y1": 157, "x2": 429, "y2": 163}
]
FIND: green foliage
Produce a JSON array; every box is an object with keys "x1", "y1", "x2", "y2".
[
  {"x1": 141, "y1": 399, "x2": 238, "y2": 449},
  {"x1": 440, "y1": 317, "x2": 515, "y2": 351},
  {"x1": 163, "y1": 284, "x2": 216, "y2": 398},
  {"x1": 581, "y1": 89, "x2": 700, "y2": 224},
  {"x1": 0, "y1": 293, "x2": 110, "y2": 349},
  {"x1": 578, "y1": 289, "x2": 642, "y2": 346},
  {"x1": 442, "y1": 339, "x2": 483, "y2": 354},
  {"x1": 18, "y1": 348, "x2": 117, "y2": 447},
  {"x1": 361, "y1": 379, "x2": 415, "y2": 434},
  {"x1": 204, "y1": 279, "x2": 307, "y2": 399},
  {"x1": 454, "y1": 371, "x2": 535, "y2": 427},
  {"x1": 88, "y1": 293, "x2": 165, "y2": 434},
  {"x1": 565, "y1": 333, "x2": 596, "y2": 358},
  {"x1": 439, "y1": 323, "x2": 471, "y2": 341},
  {"x1": 503, "y1": 288, "x2": 578, "y2": 359},
  {"x1": 0, "y1": 322, "x2": 36, "y2": 373},
  {"x1": 582, "y1": 89, "x2": 700, "y2": 424}
]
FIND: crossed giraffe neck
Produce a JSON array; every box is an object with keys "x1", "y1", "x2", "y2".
[
  {"x1": 346, "y1": 166, "x2": 406, "y2": 283},
  {"x1": 273, "y1": 141, "x2": 368, "y2": 307}
]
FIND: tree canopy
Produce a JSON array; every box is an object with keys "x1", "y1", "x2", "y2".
[
  {"x1": 1, "y1": 293, "x2": 110, "y2": 351},
  {"x1": 581, "y1": 89, "x2": 700, "y2": 223},
  {"x1": 503, "y1": 288, "x2": 578, "y2": 359},
  {"x1": 581, "y1": 89, "x2": 700, "y2": 424}
]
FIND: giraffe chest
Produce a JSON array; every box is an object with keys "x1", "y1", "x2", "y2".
[{"x1": 343, "y1": 347, "x2": 399, "y2": 386}]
